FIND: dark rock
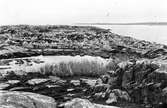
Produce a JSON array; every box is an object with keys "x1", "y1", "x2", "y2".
[
  {"x1": 107, "y1": 71, "x2": 117, "y2": 77},
  {"x1": 102, "y1": 59, "x2": 166, "y2": 107},
  {"x1": 100, "y1": 74, "x2": 110, "y2": 84},
  {"x1": 144, "y1": 48, "x2": 167, "y2": 59},
  {"x1": 93, "y1": 84, "x2": 110, "y2": 93}
]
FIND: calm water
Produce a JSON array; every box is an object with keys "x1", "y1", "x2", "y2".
[
  {"x1": 0, "y1": 55, "x2": 109, "y2": 73},
  {"x1": 94, "y1": 25, "x2": 167, "y2": 45}
]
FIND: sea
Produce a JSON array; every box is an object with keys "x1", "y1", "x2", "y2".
[{"x1": 85, "y1": 25, "x2": 167, "y2": 45}]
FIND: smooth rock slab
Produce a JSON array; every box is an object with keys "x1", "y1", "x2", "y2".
[
  {"x1": 9, "y1": 87, "x2": 32, "y2": 91},
  {"x1": 0, "y1": 90, "x2": 57, "y2": 108},
  {"x1": 60, "y1": 98, "x2": 119, "y2": 108}
]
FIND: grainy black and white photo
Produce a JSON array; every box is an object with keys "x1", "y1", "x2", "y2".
[{"x1": 0, "y1": 0, "x2": 167, "y2": 108}]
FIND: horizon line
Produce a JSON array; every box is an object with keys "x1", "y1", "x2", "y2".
[{"x1": 76, "y1": 22, "x2": 167, "y2": 25}]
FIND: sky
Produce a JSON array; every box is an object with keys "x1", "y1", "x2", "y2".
[{"x1": 0, "y1": 0, "x2": 167, "y2": 25}]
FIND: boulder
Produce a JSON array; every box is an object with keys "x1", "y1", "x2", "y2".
[
  {"x1": 106, "y1": 89, "x2": 130, "y2": 105},
  {"x1": 60, "y1": 98, "x2": 94, "y2": 108},
  {"x1": 0, "y1": 90, "x2": 57, "y2": 108},
  {"x1": 60, "y1": 98, "x2": 119, "y2": 108},
  {"x1": 106, "y1": 93, "x2": 117, "y2": 105}
]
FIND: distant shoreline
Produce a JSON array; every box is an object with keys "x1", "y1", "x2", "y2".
[{"x1": 77, "y1": 22, "x2": 167, "y2": 26}]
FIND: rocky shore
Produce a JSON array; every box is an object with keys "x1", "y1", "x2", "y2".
[
  {"x1": 0, "y1": 25, "x2": 167, "y2": 59},
  {"x1": 1, "y1": 25, "x2": 167, "y2": 108},
  {"x1": 1, "y1": 59, "x2": 167, "y2": 108}
]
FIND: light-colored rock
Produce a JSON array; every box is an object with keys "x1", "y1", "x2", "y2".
[
  {"x1": 94, "y1": 103, "x2": 119, "y2": 108},
  {"x1": 106, "y1": 93, "x2": 117, "y2": 105},
  {"x1": 94, "y1": 92, "x2": 106, "y2": 99},
  {"x1": 60, "y1": 98, "x2": 119, "y2": 108},
  {"x1": 106, "y1": 89, "x2": 130, "y2": 105},
  {"x1": 49, "y1": 76, "x2": 61, "y2": 82},
  {"x1": 27, "y1": 78, "x2": 50, "y2": 85},
  {"x1": 0, "y1": 83, "x2": 10, "y2": 90},
  {"x1": 7, "y1": 80, "x2": 20, "y2": 85},
  {"x1": 117, "y1": 61, "x2": 132, "y2": 70},
  {"x1": 112, "y1": 89, "x2": 131, "y2": 101},
  {"x1": 0, "y1": 104, "x2": 22, "y2": 108},
  {"x1": 46, "y1": 84, "x2": 61, "y2": 88},
  {"x1": 162, "y1": 87, "x2": 167, "y2": 94},
  {"x1": 9, "y1": 87, "x2": 31, "y2": 91},
  {"x1": 70, "y1": 80, "x2": 80, "y2": 86},
  {"x1": 60, "y1": 98, "x2": 94, "y2": 108},
  {"x1": 80, "y1": 78, "x2": 97, "y2": 87},
  {"x1": 49, "y1": 76, "x2": 66, "y2": 85},
  {"x1": 0, "y1": 90, "x2": 57, "y2": 108},
  {"x1": 67, "y1": 88, "x2": 75, "y2": 92}
]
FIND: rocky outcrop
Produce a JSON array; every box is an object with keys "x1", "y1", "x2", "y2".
[
  {"x1": 1, "y1": 59, "x2": 167, "y2": 107},
  {"x1": 104, "y1": 59, "x2": 167, "y2": 107},
  {"x1": 0, "y1": 90, "x2": 57, "y2": 108},
  {"x1": 76, "y1": 59, "x2": 167, "y2": 107},
  {"x1": 1, "y1": 25, "x2": 167, "y2": 108},
  {"x1": 0, "y1": 25, "x2": 167, "y2": 60}
]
